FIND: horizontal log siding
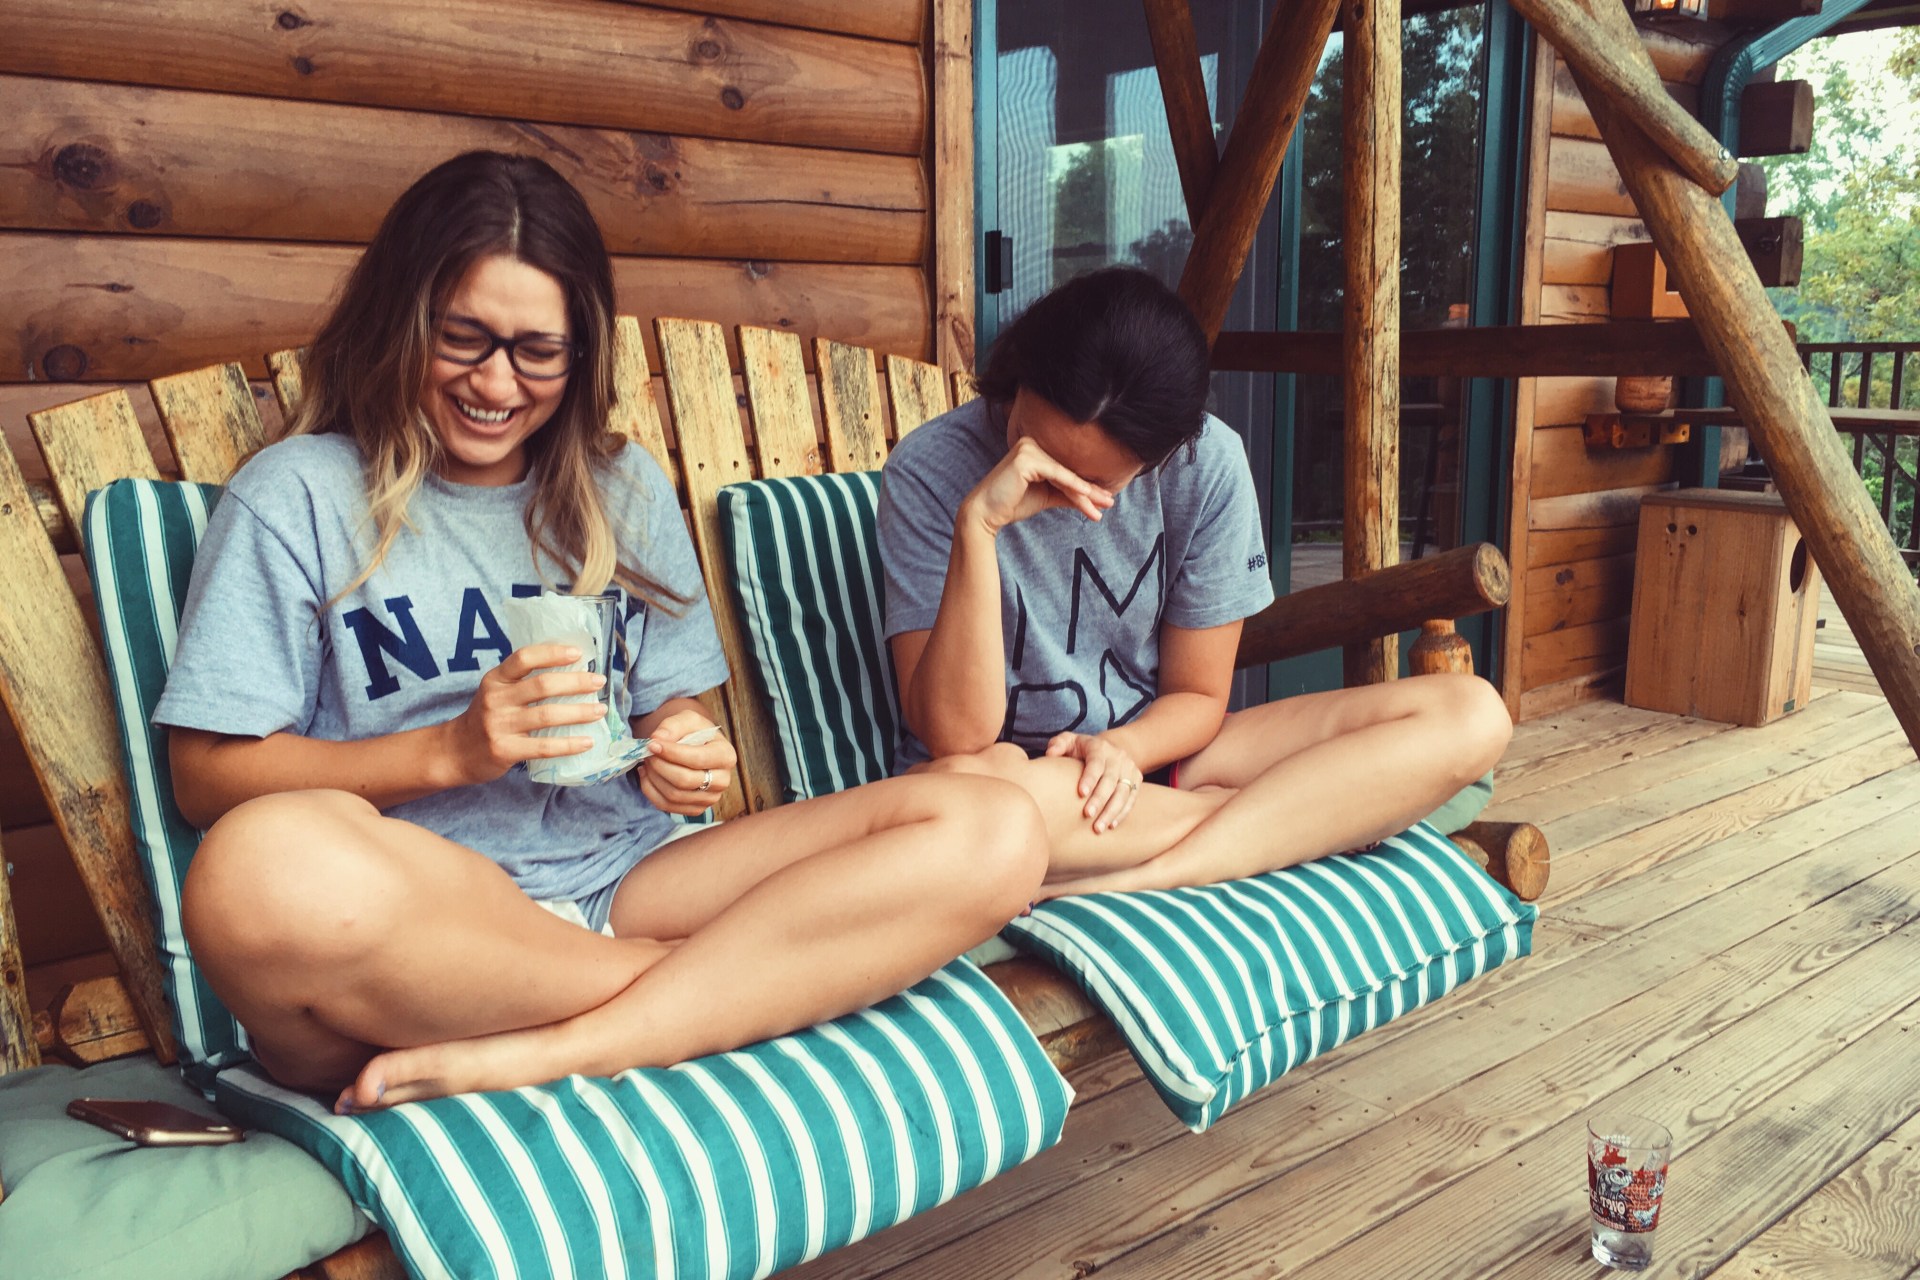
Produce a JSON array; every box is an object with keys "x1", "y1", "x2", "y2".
[
  {"x1": 1515, "y1": 34, "x2": 1721, "y2": 714},
  {"x1": 0, "y1": 0, "x2": 926, "y2": 155},
  {"x1": 3, "y1": 77, "x2": 928, "y2": 263},
  {"x1": 0, "y1": 0, "x2": 943, "y2": 978},
  {"x1": 4, "y1": 237, "x2": 931, "y2": 382}
]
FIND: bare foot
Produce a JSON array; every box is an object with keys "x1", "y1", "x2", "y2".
[
  {"x1": 336, "y1": 1021, "x2": 589, "y2": 1112},
  {"x1": 333, "y1": 935, "x2": 679, "y2": 1113}
]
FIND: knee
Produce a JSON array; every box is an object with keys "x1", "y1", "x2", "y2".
[
  {"x1": 920, "y1": 775, "x2": 1049, "y2": 922},
  {"x1": 920, "y1": 742, "x2": 1029, "y2": 782},
  {"x1": 183, "y1": 790, "x2": 401, "y2": 972},
  {"x1": 1425, "y1": 674, "x2": 1512, "y2": 777}
]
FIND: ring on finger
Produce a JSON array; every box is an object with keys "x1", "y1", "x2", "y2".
[
  {"x1": 699, "y1": 769, "x2": 715, "y2": 792},
  {"x1": 1120, "y1": 778, "x2": 1139, "y2": 791}
]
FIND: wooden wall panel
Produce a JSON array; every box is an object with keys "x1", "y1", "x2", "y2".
[
  {"x1": 1511, "y1": 32, "x2": 1725, "y2": 717},
  {"x1": 1546, "y1": 138, "x2": 1637, "y2": 217},
  {"x1": 2, "y1": 77, "x2": 928, "y2": 264},
  {"x1": 3, "y1": 822, "x2": 110, "y2": 965},
  {"x1": 1524, "y1": 552, "x2": 1636, "y2": 636},
  {"x1": 0, "y1": 0, "x2": 926, "y2": 156},
  {"x1": 639, "y1": 0, "x2": 924, "y2": 42},
  {"x1": 1522, "y1": 616, "x2": 1632, "y2": 691},
  {"x1": 3, "y1": 236, "x2": 930, "y2": 383},
  {"x1": 1531, "y1": 425, "x2": 1679, "y2": 499}
]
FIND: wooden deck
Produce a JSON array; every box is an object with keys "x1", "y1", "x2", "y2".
[{"x1": 790, "y1": 669, "x2": 1920, "y2": 1280}]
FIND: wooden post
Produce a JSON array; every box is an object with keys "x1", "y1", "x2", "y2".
[
  {"x1": 931, "y1": 0, "x2": 976, "y2": 377},
  {"x1": 1143, "y1": 0, "x2": 1219, "y2": 222},
  {"x1": 1342, "y1": 0, "x2": 1402, "y2": 687},
  {"x1": 1176, "y1": 0, "x2": 1344, "y2": 340},
  {"x1": 1564, "y1": 4, "x2": 1920, "y2": 756},
  {"x1": 1409, "y1": 619, "x2": 1474, "y2": 675},
  {"x1": 0, "y1": 831, "x2": 39, "y2": 1079},
  {"x1": 1503, "y1": 0, "x2": 1736, "y2": 194}
]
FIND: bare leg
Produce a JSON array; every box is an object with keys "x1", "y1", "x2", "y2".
[
  {"x1": 337, "y1": 773, "x2": 1046, "y2": 1108},
  {"x1": 933, "y1": 674, "x2": 1510, "y2": 896},
  {"x1": 182, "y1": 790, "x2": 674, "y2": 1094}
]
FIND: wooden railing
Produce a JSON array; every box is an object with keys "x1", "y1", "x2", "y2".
[{"x1": 1798, "y1": 342, "x2": 1919, "y2": 570}]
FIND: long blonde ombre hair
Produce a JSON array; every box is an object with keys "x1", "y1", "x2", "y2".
[{"x1": 285, "y1": 150, "x2": 686, "y2": 612}]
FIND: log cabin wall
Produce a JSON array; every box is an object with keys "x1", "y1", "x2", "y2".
[
  {"x1": 1502, "y1": 21, "x2": 1734, "y2": 720},
  {"x1": 0, "y1": 0, "x2": 972, "y2": 985}
]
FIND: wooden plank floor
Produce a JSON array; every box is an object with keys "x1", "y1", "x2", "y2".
[{"x1": 790, "y1": 670, "x2": 1920, "y2": 1280}]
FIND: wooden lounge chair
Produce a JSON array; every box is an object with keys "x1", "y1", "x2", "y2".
[{"x1": 0, "y1": 317, "x2": 1542, "y2": 1279}]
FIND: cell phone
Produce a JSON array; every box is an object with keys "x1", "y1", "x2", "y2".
[{"x1": 67, "y1": 1097, "x2": 246, "y2": 1147}]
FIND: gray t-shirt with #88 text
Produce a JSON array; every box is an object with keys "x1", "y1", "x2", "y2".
[
  {"x1": 154, "y1": 433, "x2": 729, "y2": 904},
  {"x1": 877, "y1": 397, "x2": 1274, "y2": 771}
]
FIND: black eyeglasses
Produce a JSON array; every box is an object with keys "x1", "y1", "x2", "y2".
[{"x1": 433, "y1": 318, "x2": 579, "y2": 380}]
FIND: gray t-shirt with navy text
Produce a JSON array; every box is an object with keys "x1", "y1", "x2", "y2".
[
  {"x1": 154, "y1": 433, "x2": 729, "y2": 903},
  {"x1": 878, "y1": 398, "x2": 1274, "y2": 770}
]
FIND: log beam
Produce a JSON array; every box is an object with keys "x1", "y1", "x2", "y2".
[
  {"x1": 1210, "y1": 319, "x2": 1794, "y2": 378},
  {"x1": 1568, "y1": 2, "x2": 1920, "y2": 756},
  {"x1": 1235, "y1": 543, "x2": 1511, "y2": 670},
  {"x1": 1342, "y1": 0, "x2": 1403, "y2": 686},
  {"x1": 1143, "y1": 0, "x2": 1220, "y2": 222},
  {"x1": 1451, "y1": 821, "x2": 1551, "y2": 901},
  {"x1": 1738, "y1": 80, "x2": 1814, "y2": 157},
  {"x1": 1177, "y1": 0, "x2": 1343, "y2": 340},
  {"x1": 1509, "y1": 0, "x2": 1737, "y2": 194}
]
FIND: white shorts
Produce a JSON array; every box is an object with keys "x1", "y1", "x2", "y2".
[{"x1": 533, "y1": 822, "x2": 707, "y2": 936}]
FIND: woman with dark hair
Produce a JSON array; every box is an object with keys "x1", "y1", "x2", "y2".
[
  {"x1": 163, "y1": 150, "x2": 1047, "y2": 1111},
  {"x1": 878, "y1": 266, "x2": 1511, "y2": 897}
]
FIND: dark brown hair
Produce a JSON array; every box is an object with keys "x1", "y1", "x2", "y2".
[{"x1": 977, "y1": 266, "x2": 1211, "y2": 468}]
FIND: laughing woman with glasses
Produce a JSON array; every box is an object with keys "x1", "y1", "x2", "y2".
[{"x1": 159, "y1": 150, "x2": 1047, "y2": 1111}]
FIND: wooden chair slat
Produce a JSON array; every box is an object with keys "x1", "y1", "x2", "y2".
[
  {"x1": 0, "y1": 827, "x2": 40, "y2": 1076},
  {"x1": 26, "y1": 388, "x2": 161, "y2": 549},
  {"x1": 267, "y1": 348, "x2": 305, "y2": 423},
  {"x1": 815, "y1": 338, "x2": 889, "y2": 472},
  {"x1": 951, "y1": 369, "x2": 979, "y2": 406},
  {"x1": 653, "y1": 318, "x2": 772, "y2": 817},
  {"x1": 0, "y1": 436, "x2": 176, "y2": 1062},
  {"x1": 150, "y1": 362, "x2": 267, "y2": 484},
  {"x1": 610, "y1": 316, "x2": 674, "y2": 481},
  {"x1": 739, "y1": 326, "x2": 825, "y2": 478},
  {"x1": 35, "y1": 973, "x2": 146, "y2": 1065},
  {"x1": 885, "y1": 353, "x2": 951, "y2": 438}
]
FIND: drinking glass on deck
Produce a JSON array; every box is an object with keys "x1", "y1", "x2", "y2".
[{"x1": 1586, "y1": 1113, "x2": 1672, "y2": 1270}]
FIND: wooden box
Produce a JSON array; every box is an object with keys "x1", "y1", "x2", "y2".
[{"x1": 1625, "y1": 489, "x2": 1823, "y2": 726}]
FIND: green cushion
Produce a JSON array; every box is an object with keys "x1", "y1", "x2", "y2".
[
  {"x1": 1428, "y1": 771, "x2": 1496, "y2": 835},
  {"x1": 0, "y1": 1057, "x2": 368, "y2": 1280}
]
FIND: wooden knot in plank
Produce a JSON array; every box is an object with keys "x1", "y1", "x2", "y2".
[
  {"x1": 720, "y1": 87, "x2": 746, "y2": 111},
  {"x1": 276, "y1": 9, "x2": 311, "y2": 29},
  {"x1": 51, "y1": 143, "x2": 112, "y2": 192},
  {"x1": 126, "y1": 200, "x2": 166, "y2": 230},
  {"x1": 40, "y1": 344, "x2": 89, "y2": 380}
]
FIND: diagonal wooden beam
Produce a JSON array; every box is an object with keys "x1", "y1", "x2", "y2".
[
  {"x1": 1177, "y1": 0, "x2": 1343, "y2": 341},
  {"x1": 1569, "y1": 0, "x2": 1920, "y2": 755},
  {"x1": 1510, "y1": 0, "x2": 1737, "y2": 193},
  {"x1": 1343, "y1": 0, "x2": 1403, "y2": 686},
  {"x1": 1144, "y1": 0, "x2": 1219, "y2": 222}
]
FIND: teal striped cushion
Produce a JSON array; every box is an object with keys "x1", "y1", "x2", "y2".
[
  {"x1": 1003, "y1": 822, "x2": 1537, "y2": 1131},
  {"x1": 214, "y1": 959, "x2": 1072, "y2": 1280},
  {"x1": 716, "y1": 474, "x2": 895, "y2": 799},
  {"x1": 82, "y1": 478, "x2": 245, "y2": 1085}
]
